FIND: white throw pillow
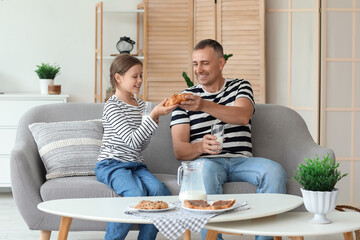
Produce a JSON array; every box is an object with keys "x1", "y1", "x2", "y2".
[{"x1": 29, "y1": 120, "x2": 103, "y2": 180}]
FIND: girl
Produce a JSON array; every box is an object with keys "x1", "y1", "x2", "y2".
[{"x1": 95, "y1": 54, "x2": 177, "y2": 240}]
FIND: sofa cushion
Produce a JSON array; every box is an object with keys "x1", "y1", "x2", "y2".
[
  {"x1": 41, "y1": 176, "x2": 117, "y2": 201},
  {"x1": 29, "y1": 120, "x2": 103, "y2": 180}
]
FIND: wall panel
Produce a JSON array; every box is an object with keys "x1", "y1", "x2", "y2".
[
  {"x1": 266, "y1": 0, "x2": 320, "y2": 141},
  {"x1": 219, "y1": 0, "x2": 266, "y2": 103},
  {"x1": 321, "y1": 0, "x2": 360, "y2": 206},
  {"x1": 146, "y1": 0, "x2": 194, "y2": 102}
]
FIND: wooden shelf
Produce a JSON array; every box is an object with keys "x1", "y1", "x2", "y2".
[
  {"x1": 95, "y1": 1, "x2": 146, "y2": 103},
  {"x1": 101, "y1": 9, "x2": 144, "y2": 13},
  {"x1": 97, "y1": 56, "x2": 144, "y2": 60}
]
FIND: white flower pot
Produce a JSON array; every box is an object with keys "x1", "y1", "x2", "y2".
[
  {"x1": 39, "y1": 79, "x2": 54, "y2": 95},
  {"x1": 301, "y1": 188, "x2": 339, "y2": 224}
]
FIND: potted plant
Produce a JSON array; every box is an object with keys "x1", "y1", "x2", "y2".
[
  {"x1": 293, "y1": 154, "x2": 348, "y2": 224},
  {"x1": 35, "y1": 63, "x2": 61, "y2": 94}
]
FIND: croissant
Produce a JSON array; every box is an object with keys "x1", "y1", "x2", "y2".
[{"x1": 165, "y1": 93, "x2": 192, "y2": 107}]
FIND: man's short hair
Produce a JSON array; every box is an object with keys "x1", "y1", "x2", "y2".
[{"x1": 194, "y1": 39, "x2": 224, "y2": 59}]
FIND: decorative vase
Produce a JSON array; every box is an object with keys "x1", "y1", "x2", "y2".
[
  {"x1": 301, "y1": 188, "x2": 339, "y2": 224},
  {"x1": 39, "y1": 79, "x2": 54, "y2": 95},
  {"x1": 48, "y1": 85, "x2": 61, "y2": 95}
]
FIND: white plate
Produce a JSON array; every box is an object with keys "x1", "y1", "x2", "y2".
[
  {"x1": 128, "y1": 203, "x2": 176, "y2": 212},
  {"x1": 181, "y1": 202, "x2": 244, "y2": 213}
]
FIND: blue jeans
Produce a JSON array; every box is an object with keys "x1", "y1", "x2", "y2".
[
  {"x1": 95, "y1": 159, "x2": 171, "y2": 240},
  {"x1": 198, "y1": 157, "x2": 287, "y2": 240}
]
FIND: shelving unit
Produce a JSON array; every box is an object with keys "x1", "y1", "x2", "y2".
[{"x1": 95, "y1": 1, "x2": 147, "y2": 103}]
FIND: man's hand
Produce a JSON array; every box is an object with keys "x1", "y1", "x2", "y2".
[
  {"x1": 179, "y1": 94, "x2": 205, "y2": 112},
  {"x1": 201, "y1": 134, "x2": 222, "y2": 155}
]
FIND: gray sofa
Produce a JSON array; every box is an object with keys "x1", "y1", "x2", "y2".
[{"x1": 10, "y1": 103, "x2": 334, "y2": 239}]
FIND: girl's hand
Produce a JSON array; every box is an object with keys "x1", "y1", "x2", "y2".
[{"x1": 150, "y1": 98, "x2": 178, "y2": 124}]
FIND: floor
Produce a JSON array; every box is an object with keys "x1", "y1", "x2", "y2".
[{"x1": 0, "y1": 192, "x2": 347, "y2": 240}]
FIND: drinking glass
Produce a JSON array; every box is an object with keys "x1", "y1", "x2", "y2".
[
  {"x1": 211, "y1": 124, "x2": 225, "y2": 152},
  {"x1": 142, "y1": 101, "x2": 157, "y2": 123}
]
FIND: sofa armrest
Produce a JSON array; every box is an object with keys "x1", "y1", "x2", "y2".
[{"x1": 10, "y1": 140, "x2": 46, "y2": 229}]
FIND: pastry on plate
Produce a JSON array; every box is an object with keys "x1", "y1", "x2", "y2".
[
  {"x1": 184, "y1": 199, "x2": 236, "y2": 210},
  {"x1": 134, "y1": 200, "x2": 169, "y2": 209}
]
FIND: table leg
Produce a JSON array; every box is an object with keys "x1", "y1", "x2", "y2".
[
  {"x1": 40, "y1": 230, "x2": 51, "y2": 240},
  {"x1": 343, "y1": 232, "x2": 354, "y2": 240},
  {"x1": 288, "y1": 237, "x2": 304, "y2": 240},
  {"x1": 184, "y1": 229, "x2": 191, "y2": 240},
  {"x1": 205, "y1": 230, "x2": 220, "y2": 240},
  {"x1": 355, "y1": 230, "x2": 360, "y2": 240},
  {"x1": 57, "y1": 217, "x2": 73, "y2": 240},
  {"x1": 274, "y1": 237, "x2": 282, "y2": 240}
]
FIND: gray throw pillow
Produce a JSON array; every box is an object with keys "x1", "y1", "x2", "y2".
[{"x1": 29, "y1": 120, "x2": 103, "y2": 180}]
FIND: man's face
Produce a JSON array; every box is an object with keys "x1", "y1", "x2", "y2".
[{"x1": 192, "y1": 46, "x2": 225, "y2": 87}]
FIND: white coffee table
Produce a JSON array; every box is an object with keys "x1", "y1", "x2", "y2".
[
  {"x1": 205, "y1": 211, "x2": 360, "y2": 240},
  {"x1": 37, "y1": 193, "x2": 303, "y2": 240}
]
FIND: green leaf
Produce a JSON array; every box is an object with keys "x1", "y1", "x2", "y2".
[
  {"x1": 223, "y1": 53, "x2": 233, "y2": 62},
  {"x1": 35, "y1": 63, "x2": 61, "y2": 79},
  {"x1": 292, "y1": 153, "x2": 348, "y2": 191},
  {"x1": 182, "y1": 72, "x2": 194, "y2": 88}
]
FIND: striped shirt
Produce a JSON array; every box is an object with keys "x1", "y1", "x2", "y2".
[
  {"x1": 170, "y1": 78, "x2": 255, "y2": 158},
  {"x1": 97, "y1": 95, "x2": 158, "y2": 163}
]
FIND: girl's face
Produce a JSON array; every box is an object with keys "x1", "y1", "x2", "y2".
[{"x1": 115, "y1": 64, "x2": 143, "y2": 95}]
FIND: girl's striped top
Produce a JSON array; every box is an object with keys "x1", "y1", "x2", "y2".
[
  {"x1": 170, "y1": 78, "x2": 255, "y2": 158},
  {"x1": 97, "y1": 95, "x2": 158, "y2": 163}
]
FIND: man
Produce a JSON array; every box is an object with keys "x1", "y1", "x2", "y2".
[{"x1": 170, "y1": 39, "x2": 286, "y2": 240}]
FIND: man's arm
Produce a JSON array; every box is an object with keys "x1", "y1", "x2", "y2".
[
  {"x1": 171, "y1": 123, "x2": 222, "y2": 160},
  {"x1": 180, "y1": 95, "x2": 254, "y2": 125}
]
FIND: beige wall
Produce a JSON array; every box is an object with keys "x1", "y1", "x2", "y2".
[
  {"x1": 0, "y1": 0, "x2": 142, "y2": 102},
  {"x1": 266, "y1": 0, "x2": 359, "y2": 207}
]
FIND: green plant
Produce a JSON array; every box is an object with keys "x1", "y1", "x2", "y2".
[
  {"x1": 182, "y1": 53, "x2": 233, "y2": 88},
  {"x1": 35, "y1": 63, "x2": 61, "y2": 79},
  {"x1": 292, "y1": 154, "x2": 348, "y2": 191}
]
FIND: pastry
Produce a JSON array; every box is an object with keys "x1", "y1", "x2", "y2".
[
  {"x1": 134, "y1": 200, "x2": 169, "y2": 209},
  {"x1": 211, "y1": 199, "x2": 236, "y2": 210},
  {"x1": 165, "y1": 93, "x2": 192, "y2": 107},
  {"x1": 183, "y1": 200, "x2": 211, "y2": 209},
  {"x1": 184, "y1": 199, "x2": 236, "y2": 210}
]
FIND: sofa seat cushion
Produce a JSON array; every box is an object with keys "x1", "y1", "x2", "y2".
[
  {"x1": 40, "y1": 176, "x2": 117, "y2": 201},
  {"x1": 40, "y1": 174, "x2": 180, "y2": 201}
]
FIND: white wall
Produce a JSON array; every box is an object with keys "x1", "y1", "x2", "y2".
[{"x1": 0, "y1": 0, "x2": 141, "y2": 102}]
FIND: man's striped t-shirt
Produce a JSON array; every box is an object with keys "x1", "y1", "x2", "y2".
[
  {"x1": 97, "y1": 95, "x2": 158, "y2": 163},
  {"x1": 170, "y1": 78, "x2": 255, "y2": 158}
]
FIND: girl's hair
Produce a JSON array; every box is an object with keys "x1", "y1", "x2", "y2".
[{"x1": 109, "y1": 54, "x2": 143, "y2": 94}]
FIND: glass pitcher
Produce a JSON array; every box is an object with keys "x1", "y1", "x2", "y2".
[{"x1": 177, "y1": 160, "x2": 207, "y2": 202}]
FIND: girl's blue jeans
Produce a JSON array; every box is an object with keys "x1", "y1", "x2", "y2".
[
  {"x1": 95, "y1": 159, "x2": 171, "y2": 240},
  {"x1": 198, "y1": 157, "x2": 287, "y2": 240}
]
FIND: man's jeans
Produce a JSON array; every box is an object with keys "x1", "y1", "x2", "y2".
[
  {"x1": 95, "y1": 159, "x2": 171, "y2": 240},
  {"x1": 198, "y1": 157, "x2": 287, "y2": 240}
]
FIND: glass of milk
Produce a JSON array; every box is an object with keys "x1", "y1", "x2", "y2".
[
  {"x1": 142, "y1": 101, "x2": 156, "y2": 123},
  {"x1": 211, "y1": 123, "x2": 225, "y2": 153}
]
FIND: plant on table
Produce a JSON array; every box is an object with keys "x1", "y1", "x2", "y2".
[
  {"x1": 293, "y1": 154, "x2": 347, "y2": 191},
  {"x1": 293, "y1": 154, "x2": 348, "y2": 224}
]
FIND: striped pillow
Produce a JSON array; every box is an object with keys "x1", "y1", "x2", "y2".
[{"x1": 29, "y1": 120, "x2": 103, "y2": 180}]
